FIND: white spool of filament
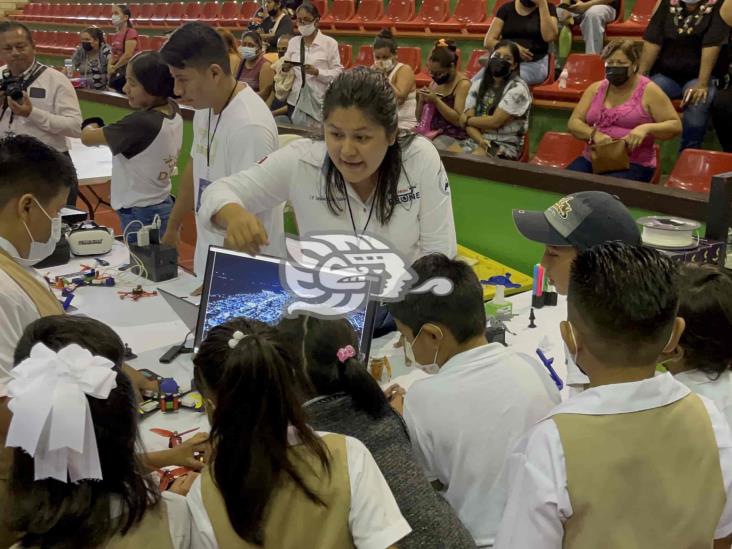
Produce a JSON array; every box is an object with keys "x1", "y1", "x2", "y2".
[{"x1": 637, "y1": 216, "x2": 701, "y2": 249}]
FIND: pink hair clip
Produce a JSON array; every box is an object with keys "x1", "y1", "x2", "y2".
[{"x1": 337, "y1": 345, "x2": 356, "y2": 363}]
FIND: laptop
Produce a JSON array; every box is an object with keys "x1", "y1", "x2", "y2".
[
  {"x1": 158, "y1": 287, "x2": 199, "y2": 333},
  {"x1": 195, "y1": 246, "x2": 379, "y2": 363}
]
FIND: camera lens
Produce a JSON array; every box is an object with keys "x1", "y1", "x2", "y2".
[{"x1": 8, "y1": 86, "x2": 23, "y2": 102}]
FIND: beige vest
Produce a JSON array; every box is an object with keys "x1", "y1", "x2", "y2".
[
  {"x1": 554, "y1": 393, "x2": 726, "y2": 549},
  {"x1": 0, "y1": 249, "x2": 63, "y2": 317},
  {"x1": 202, "y1": 434, "x2": 355, "y2": 549},
  {"x1": 8, "y1": 500, "x2": 174, "y2": 549}
]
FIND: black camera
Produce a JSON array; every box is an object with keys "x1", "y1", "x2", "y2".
[{"x1": 0, "y1": 71, "x2": 25, "y2": 102}]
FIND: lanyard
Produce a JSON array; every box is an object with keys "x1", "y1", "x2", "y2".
[
  {"x1": 343, "y1": 186, "x2": 376, "y2": 239},
  {"x1": 206, "y1": 82, "x2": 238, "y2": 167}
]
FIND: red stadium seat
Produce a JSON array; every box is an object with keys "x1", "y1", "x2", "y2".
[
  {"x1": 338, "y1": 43, "x2": 353, "y2": 68},
  {"x1": 650, "y1": 144, "x2": 661, "y2": 185},
  {"x1": 339, "y1": 0, "x2": 384, "y2": 30},
  {"x1": 200, "y1": 2, "x2": 222, "y2": 25},
  {"x1": 518, "y1": 131, "x2": 529, "y2": 162},
  {"x1": 430, "y1": 0, "x2": 486, "y2": 32},
  {"x1": 97, "y1": 4, "x2": 114, "y2": 25},
  {"x1": 181, "y1": 2, "x2": 203, "y2": 23},
  {"x1": 310, "y1": 0, "x2": 329, "y2": 17},
  {"x1": 353, "y1": 45, "x2": 374, "y2": 67},
  {"x1": 165, "y1": 3, "x2": 186, "y2": 26},
  {"x1": 666, "y1": 149, "x2": 732, "y2": 193},
  {"x1": 218, "y1": 1, "x2": 240, "y2": 26},
  {"x1": 607, "y1": 0, "x2": 657, "y2": 36},
  {"x1": 532, "y1": 54, "x2": 604, "y2": 101},
  {"x1": 11, "y1": 2, "x2": 39, "y2": 21},
  {"x1": 465, "y1": 48, "x2": 488, "y2": 79},
  {"x1": 466, "y1": 0, "x2": 492, "y2": 33},
  {"x1": 137, "y1": 35, "x2": 152, "y2": 51},
  {"x1": 148, "y1": 36, "x2": 165, "y2": 51},
  {"x1": 48, "y1": 4, "x2": 69, "y2": 24},
  {"x1": 397, "y1": 46, "x2": 422, "y2": 74},
  {"x1": 133, "y1": 3, "x2": 155, "y2": 26},
  {"x1": 321, "y1": 0, "x2": 355, "y2": 29},
  {"x1": 530, "y1": 131, "x2": 586, "y2": 168},
  {"x1": 150, "y1": 3, "x2": 171, "y2": 26},
  {"x1": 41, "y1": 3, "x2": 61, "y2": 23},
  {"x1": 238, "y1": 2, "x2": 262, "y2": 27},
  {"x1": 363, "y1": 0, "x2": 416, "y2": 31},
  {"x1": 395, "y1": 0, "x2": 449, "y2": 31},
  {"x1": 63, "y1": 4, "x2": 84, "y2": 23}
]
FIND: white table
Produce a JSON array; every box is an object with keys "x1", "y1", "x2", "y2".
[
  {"x1": 68, "y1": 137, "x2": 113, "y2": 220},
  {"x1": 42, "y1": 245, "x2": 570, "y2": 453}
]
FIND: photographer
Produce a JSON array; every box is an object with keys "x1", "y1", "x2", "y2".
[{"x1": 0, "y1": 22, "x2": 82, "y2": 205}]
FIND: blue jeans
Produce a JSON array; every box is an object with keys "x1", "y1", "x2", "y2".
[
  {"x1": 117, "y1": 196, "x2": 173, "y2": 243},
  {"x1": 651, "y1": 73, "x2": 716, "y2": 151},
  {"x1": 567, "y1": 156, "x2": 655, "y2": 182}
]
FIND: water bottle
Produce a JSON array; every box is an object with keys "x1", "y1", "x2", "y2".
[
  {"x1": 64, "y1": 59, "x2": 73, "y2": 78},
  {"x1": 558, "y1": 68, "x2": 569, "y2": 89}
]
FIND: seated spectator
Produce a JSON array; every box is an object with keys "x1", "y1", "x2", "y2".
[
  {"x1": 217, "y1": 28, "x2": 242, "y2": 77},
  {"x1": 451, "y1": 40, "x2": 532, "y2": 159},
  {"x1": 483, "y1": 0, "x2": 558, "y2": 85},
  {"x1": 663, "y1": 264, "x2": 732, "y2": 426},
  {"x1": 556, "y1": 0, "x2": 619, "y2": 55},
  {"x1": 415, "y1": 39, "x2": 471, "y2": 149},
  {"x1": 568, "y1": 39, "x2": 681, "y2": 182},
  {"x1": 372, "y1": 29, "x2": 417, "y2": 131},
  {"x1": 253, "y1": 0, "x2": 294, "y2": 53},
  {"x1": 270, "y1": 33, "x2": 292, "y2": 118},
  {"x1": 237, "y1": 31, "x2": 275, "y2": 102},
  {"x1": 280, "y1": 2, "x2": 342, "y2": 128},
  {"x1": 386, "y1": 254, "x2": 559, "y2": 547},
  {"x1": 278, "y1": 315, "x2": 478, "y2": 549},
  {"x1": 72, "y1": 26, "x2": 111, "y2": 90},
  {"x1": 639, "y1": 0, "x2": 728, "y2": 151}
]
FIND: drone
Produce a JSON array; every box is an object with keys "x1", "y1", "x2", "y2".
[
  {"x1": 150, "y1": 426, "x2": 200, "y2": 448},
  {"x1": 159, "y1": 467, "x2": 194, "y2": 492},
  {"x1": 118, "y1": 285, "x2": 157, "y2": 301}
]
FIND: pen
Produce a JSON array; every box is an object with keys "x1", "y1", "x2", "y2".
[{"x1": 536, "y1": 349, "x2": 564, "y2": 391}]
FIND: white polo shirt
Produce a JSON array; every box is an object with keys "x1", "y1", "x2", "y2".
[
  {"x1": 494, "y1": 373, "x2": 732, "y2": 547},
  {"x1": 191, "y1": 84, "x2": 283, "y2": 275},
  {"x1": 0, "y1": 237, "x2": 46, "y2": 397},
  {"x1": 676, "y1": 368, "x2": 732, "y2": 429},
  {"x1": 282, "y1": 31, "x2": 343, "y2": 109},
  {"x1": 199, "y1": 136, "x2": 457, "y2": 264},
  {"x1": 0, "y1": 61, "x2": 82, "y2": 152},
  {"x1": 402, "y1": 343, "x2": 560, "y2": 547},
  {"x1": 186, "y1": 431, "x2": 412, "y2": 549}
]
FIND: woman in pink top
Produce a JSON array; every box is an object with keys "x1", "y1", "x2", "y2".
[
  {"x1": 567, "y1": 39, "x2": 681, "y2": 182},
  {"x1": 237, "y1": 31, "x2": 274, "y2": 102}
]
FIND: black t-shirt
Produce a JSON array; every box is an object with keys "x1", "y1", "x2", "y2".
[
  {"x1": 497, "y1": 1, "x2": 558, "y2": 60},
  {"x1": 644, "y1": 0, "x2": 730, "y2": 86},
  {"x1": 262, "y1": 12, "x2": 294, "y2": 52},
  {"x1": 103, "y1": 108, "x2": 168, "y2": 159}
]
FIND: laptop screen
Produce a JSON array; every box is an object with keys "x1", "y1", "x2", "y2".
[{"x1": 195, "y1": 247, "x2": 378, "y2": 362}]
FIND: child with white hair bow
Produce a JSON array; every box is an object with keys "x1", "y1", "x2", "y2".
[{"x1": 3, "y1": 315, "x2": 193, "y2": 549}]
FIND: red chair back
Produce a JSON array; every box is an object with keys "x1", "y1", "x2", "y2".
[
  {"x1": 419, "y1": 0, "x2": 449, "y2": 22},
  {"x1": 330, "y1": 0, "x2": 355, "y2": 20},
  {"x1": 465, "y1": 48, "x2": 488, "y2": 79},
  {"x1": 385, "y1": 0, "x2": 416, "y2": 21},
  {"x1": 182, "y1": 2, "x2": 203, "y2": 20},
  {"x1": 354, "y1": 45, "x2": 375, "y2": 67},
  {"x1": 564, "y1": 54, "x2": 604, "y2": 89},
  {"x1": 397, "y1": 46, "x2": 421, "y2": 73},
  {"x1": 629, "y1": 0, "x2": 657, "y2": 23},
  {"x1": 530, "y1": 131, "x2": 586, "y2": 168},
  {"x1": 356, "y1": 0, "x2": 384, "y2": 20},
  {"x1": 338, "y1": 43, "x2": 353, "y2": 68},
  {"x1": 240, "y1": 1, "x2": 261, "y2": 23},
  {"x1": 310, "y1": 0, "x2": 329, "y2": 16},
  {"x1": 666, "y1": 149, "x2": 732, "y2": 193}
]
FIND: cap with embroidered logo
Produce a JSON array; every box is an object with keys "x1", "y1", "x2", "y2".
[{"x1": 512, "y1": 191, "x2": 641, "y2": 251}]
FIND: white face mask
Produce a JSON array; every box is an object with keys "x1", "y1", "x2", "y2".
[
  {"x1": 16, "y1": 198, "x2": 62, "y2": 267},
  {"x1": 404, "y1": 325, "x2": 443, "y2": 375},
  {"x1": 239, "y1": 46, "x2": 258, "y2": 60},
  {"x1": 375, "y1": 58, "x2": 395, "y2": 72},
  {"x1": 111, "y1": 14, "x2": 123, "y2": 26},
  {"x1": 299, "y1": 23, "x2": 317, "y2": 37}
]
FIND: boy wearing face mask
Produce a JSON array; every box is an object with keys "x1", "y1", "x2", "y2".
[
  {"x1": 495, "y1": 243, "x2": 732, "y2": 548},
  {"x1": 386, "y1": 253, "x2": 559, "y2": 548}
]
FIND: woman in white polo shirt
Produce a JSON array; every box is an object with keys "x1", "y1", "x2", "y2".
[
  {"x1": 199, "y1": 67, "x2": 457, "y2": 265},
  {"x1": 81, "y1": 51, "x2": 183, "y2": 240}
]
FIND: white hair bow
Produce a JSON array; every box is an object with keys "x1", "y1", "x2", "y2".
[{"x1": 6, "y1": 343, "x2": 118, "y2": 483}]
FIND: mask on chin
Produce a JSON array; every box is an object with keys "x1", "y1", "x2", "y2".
[
  {"x1": 404, "y1": 325, "x2": 443, "y2": 375},
  {"x1": 14, "y1": 197, "x2": 62, "y2": 267}
]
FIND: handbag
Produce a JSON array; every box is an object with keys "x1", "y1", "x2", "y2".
[
  {"x1": 590, "y1": 136, "x2": 629, "y2": 174},
  {"x1": 290, "y1": 38, "x2": 322, "y2": 127}
]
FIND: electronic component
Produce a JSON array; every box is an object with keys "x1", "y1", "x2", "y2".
[{"x1": 128, "y1": 243, "x2": 178, "y2": 282}]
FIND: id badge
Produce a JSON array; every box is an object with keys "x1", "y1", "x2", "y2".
[{"x1": 196, "y1": 177, "x2": 212, "y2": 212}]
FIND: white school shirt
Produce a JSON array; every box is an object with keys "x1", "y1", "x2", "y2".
[
  {"x1": 0, "y1": 61, "x2": 82, "y2": 152},
  {"x1": 283, "y1": 31, "x2": 343, "y2": 109},
  {"x1": 676, "y1": 368, "x2": 732, "y2": 430},
  {"x1": 103, "y1": 100, "x2": 183, "y2": 210},
  {"x1": 0, "y1": 236, "x2": 46, "y2": 397},
  {"x1": 402, "y1": 343, "x2": 561, "y2": 547},
  {"x1": 199, "y1": 136, "x2": 457, "y2": 265},
  {"x1": 494, "y1": 373, "x2": 732, "y2": 547},
  {"x1": 160, "y1": 491, "x2": 193, "y2": 549},
  {"x1": 191, "y1": 85, "x2": 283, "y2": 275},
  {"x1": 186, "y1": 431, "x2": 412, "y2": 549}
]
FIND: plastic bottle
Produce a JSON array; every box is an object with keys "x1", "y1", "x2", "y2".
[
  {"x1": 64, "y1": 59, "x2": 73, "y2": 78},
  {"x1": 558, "y1": 68, "x2": 569, "y2": 89}
]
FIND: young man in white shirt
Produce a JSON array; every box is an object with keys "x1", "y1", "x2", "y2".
[
  {"x1": 0, "y1": 22, "x2": 83, "y2": 205},
  {"x1": 160, "y1": 22, "x2": 283, "y2": 276},
  {"x1": 386, "y1": 253, "x2": 560, "y2": 547},
  {"x1": 495, "y1": 242, "x2": 732, "y2": 548},
  {"x1": 513, "y1": 191, "x2": 642, "y2": 391}
]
